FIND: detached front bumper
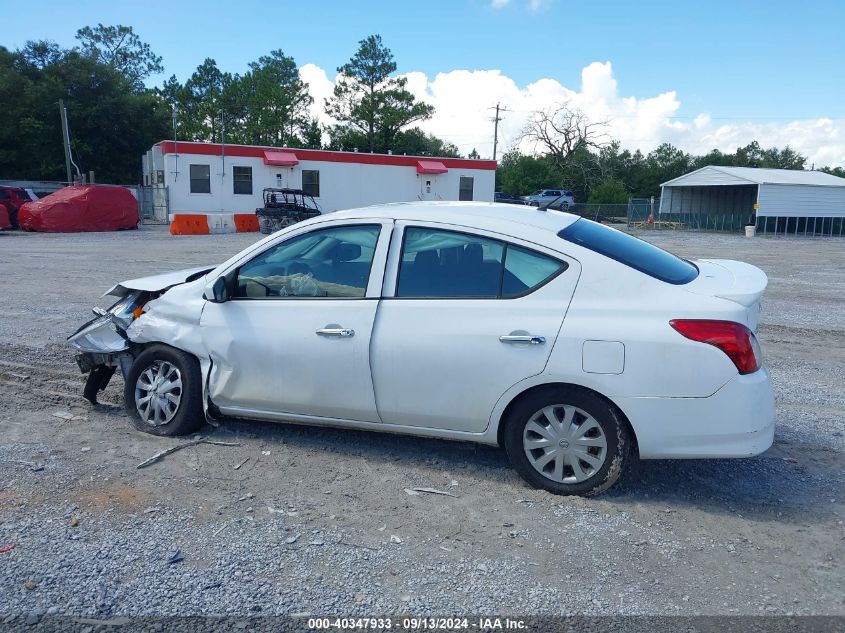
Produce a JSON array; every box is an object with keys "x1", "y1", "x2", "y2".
[{"x1": 613, "y1": 366, "x2": 775, "y2": 459}]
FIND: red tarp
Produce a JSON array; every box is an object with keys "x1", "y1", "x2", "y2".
[
  {"x1": 0, "y1": 204, "x2": 11, "y2": 230},
  {"x1": 18, "y1": 186, "x2": 139, "y2": 233}
]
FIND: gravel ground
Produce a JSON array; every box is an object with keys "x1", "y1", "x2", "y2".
[{"x1": 0, "y1": 225, "x2": 843, "y2": 622}]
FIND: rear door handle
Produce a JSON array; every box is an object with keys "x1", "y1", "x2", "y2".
[
  {"x1": 316, "y1": 327, "x2": 355, "y2": 338},
  {"x1": 499, "y1": 335, "x2": 545, "y2": 345}
]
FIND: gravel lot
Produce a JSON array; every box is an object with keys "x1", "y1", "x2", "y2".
[{"x1": 0, "y1": 225, "x2": 843, "y2": 622}]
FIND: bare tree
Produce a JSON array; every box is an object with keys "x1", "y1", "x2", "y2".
[{"x1": 521, "y1": 103, "x2": 609, "y2": 170}]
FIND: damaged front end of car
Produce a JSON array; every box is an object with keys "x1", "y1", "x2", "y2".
[
  {"x1": 67, "y1": 266, "x2": 214, "y2": 405},
  {"x1": 68, "y1": 290, "x2": 156, "y2": 404}
]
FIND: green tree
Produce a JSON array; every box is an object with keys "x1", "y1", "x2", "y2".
[
  {"x1": 177, "y1": 58, "x2": 231, "y2": 142},
  {"x1": 299, "y1": 118, "x2": 324, "y2": 149},
  {"x1": 636, "y1": 143, "x2": 693, "y2": 197},
  {"x1": 496, "y1": 152, "x2": 556, "y2": 195},
  {"x1": 588, "y1": 177, "x2": 628, "y2": 204},
  {"x1": 0, "y1": 42, "x2": 169, "y2": 183},
  {"x1": 820, "y1": 166, "x2": 845, "y2": 179},
  {"x1": 76, "y1": 24, "x2": 163, "y2": 87},
  {"x1": 326, "y1": 35, "x2": 434, "y2": 153},
  {"x1": 392, "y1": 127, "x2": 460, "y2": 157},
  {"x1": 239, "y1": 50, "x2": 313, "y2": 146}
]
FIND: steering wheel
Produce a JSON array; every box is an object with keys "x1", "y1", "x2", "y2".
[{"x1": 287, "y1": 262, "x2": 313, "y2": 276}]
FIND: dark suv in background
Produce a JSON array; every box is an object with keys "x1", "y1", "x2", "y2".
[{"x1": 0, "y1": 186, "x2": 36, "y2": 227}]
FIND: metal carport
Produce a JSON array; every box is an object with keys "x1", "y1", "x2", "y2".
[{"x1": 659, "y1": 166, "x2": 845, "y2": 236}]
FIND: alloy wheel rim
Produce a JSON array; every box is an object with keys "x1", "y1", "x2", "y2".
[
  {"x1": 522, "y1": 404, "x2": 608, "y2": 484},
  {"x1": 135, "y1": 360, "x2": 182, "y2": 426}
]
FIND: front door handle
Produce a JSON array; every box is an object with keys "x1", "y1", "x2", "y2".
[
  {"x1": 316, "y1": 327, "x2": 355, "y2": 338},
  {"x1": 499, "y1": 334, "x2": 545, "y2": 345}
]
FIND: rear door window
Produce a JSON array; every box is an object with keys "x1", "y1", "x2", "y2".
[
  {"x1": 397, "y1": 228, "x2": 504, "y2": 297},
  {"x1": 396, "y1": 227, "x2": 567, "y2": 298},
  {"x1": 559, "y1": 219, "x2": 698, "y2": 284},
  {"x1": 502, "y1": 245, "x2": 566, "y2": 297}
]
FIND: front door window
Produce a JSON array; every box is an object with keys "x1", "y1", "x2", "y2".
[{"x1": 235, "y1": 225, "x2": 380, "y2": 298}]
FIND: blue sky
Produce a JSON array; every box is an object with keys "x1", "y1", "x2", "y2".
[{"x1": 4, "y1": 0, "x2": 844, "y2": 164}]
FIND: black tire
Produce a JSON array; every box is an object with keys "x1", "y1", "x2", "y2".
[
  {"x1": 124, "y1": 344, "x2": 205, "y2": 437},
  {"x1": 503, "y1": 386, "x2": 630, "y2": 496}
]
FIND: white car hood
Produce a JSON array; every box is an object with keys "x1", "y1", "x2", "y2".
[{"x1": 104, "y1": 266, "x2": 214, "y2": 298}]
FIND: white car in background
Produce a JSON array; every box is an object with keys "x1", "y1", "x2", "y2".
[
  {"x1": 523, "y1": 189, "x2": 575, "y2": 208},
  {"x1": 68, "y1": 202, "x2": 774, "y2": 496}
]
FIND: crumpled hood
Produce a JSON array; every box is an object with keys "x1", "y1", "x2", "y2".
[{"x1": 104, "y1": 266, "x2": 214, "y2": 298}]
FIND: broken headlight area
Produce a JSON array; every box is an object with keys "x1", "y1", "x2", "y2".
[
  {"x1": 67, "y1": 290, "x2": 152, "y2": 404},
  {"x1": 68, "y1": 291, "x2": 151, "y2": 353}
]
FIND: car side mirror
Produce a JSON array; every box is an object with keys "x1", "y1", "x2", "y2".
[{"x1": 205, "y1": 276, "x2": 229, "y2": 303}]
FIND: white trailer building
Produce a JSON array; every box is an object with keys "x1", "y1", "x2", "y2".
[
  {"x1": 660, "y1": 166, "x2": 845, "y2": 236},
  {"x1": 141, "y1": 141, "x2": 497, "y2": 222}
]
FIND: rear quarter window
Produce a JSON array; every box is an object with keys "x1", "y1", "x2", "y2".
[{"x1": 558, "y1": 219, "x2": 698, "y2": 285}]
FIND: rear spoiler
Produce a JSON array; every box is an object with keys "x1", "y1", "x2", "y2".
[{"x1": 689, "y1": 259, "x2": 768, "y2": 308}]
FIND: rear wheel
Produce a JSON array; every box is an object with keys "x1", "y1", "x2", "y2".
[
  {"x1": 503, "y1": 387, "x2": 630, "y2": 496},
  {"x1": 124, "y1": 344, "x2": 204, "y2": 436}
]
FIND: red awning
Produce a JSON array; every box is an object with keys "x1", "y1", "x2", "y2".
[
  {"x1": 263, "y1": 150, "x2": 299, "y2": 167},
  {"x1": 416, "y1": 160, "x2": 448, "y2": 174}
]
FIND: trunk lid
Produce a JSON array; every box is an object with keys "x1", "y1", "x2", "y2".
[{"x1": 685, "y1": 259, "x2": 768, "y2": 330}]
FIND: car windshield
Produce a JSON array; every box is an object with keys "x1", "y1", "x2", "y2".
[{"x1": 558, "y1": 219, "x2": 699, "y2": 285}]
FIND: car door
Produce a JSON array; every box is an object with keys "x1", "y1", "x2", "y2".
[
  {"x1": 370, "y1": 222, "x2": 581, "y2": 433},
  {"x1": 201, "y1": 220, "x2": 392, "y2": 422}
]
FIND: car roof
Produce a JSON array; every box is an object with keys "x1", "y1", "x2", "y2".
[{"x1": 327, "y1": 201, "x2": 580, "y2": 243}]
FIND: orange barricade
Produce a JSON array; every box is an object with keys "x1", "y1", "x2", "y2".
[
  {"x1": 233, "y1": 213, "x2": 260, "y2": 232},
  {"x1": 169, "y1": 214, "x2": 211, "y2": 235}
]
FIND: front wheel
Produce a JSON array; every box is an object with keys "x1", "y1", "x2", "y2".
[
  {"x1": 503, "y1": 387, "x2": 630, "y2": 496},
  {"x1": 124, "y1": 344, "x2": 205, "y2": 436}
]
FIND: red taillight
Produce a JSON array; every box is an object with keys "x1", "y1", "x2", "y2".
[{"x1": 670, "y1": 319, "x2": 761, "y2": 374}]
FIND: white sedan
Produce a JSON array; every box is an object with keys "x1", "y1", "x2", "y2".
[{"x1": 68, "y1": 202, "x2": 774, "y2": 495}]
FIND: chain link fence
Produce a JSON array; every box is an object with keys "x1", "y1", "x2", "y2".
[{"x1": 626, "y1": 198, "x2": 751, "y2": 233}]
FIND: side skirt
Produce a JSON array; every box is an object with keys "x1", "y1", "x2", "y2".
[{"x1": 215, "y1": 405, "x2": 500, "y2": 446}]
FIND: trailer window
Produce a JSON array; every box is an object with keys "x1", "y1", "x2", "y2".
[
  {"x1": 189, "y1": 164, "x2": 210, "y2": 194},
  {"x1": 233, "y1": 166, "x2": 252, "y2": 195},
  {"x1": 303, "y1": 170, "x2": 320, "y2": 198},
  {"x1": 558, "y1": 218, "x2": 698, "y2": 285}
]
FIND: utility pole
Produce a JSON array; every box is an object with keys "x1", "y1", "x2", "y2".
[
  {"x1": 172, "y1": 106, "x2": 179, "y2": 180},
  {"x1": 489, "y1": 103, "x2": 510, "y2": 162},
  {"x1": 59, "y1": 100, "x2": 73, "y2": 185},
  {"x1": 492, "y1": 103, "x2": 502, "y2": 162}
]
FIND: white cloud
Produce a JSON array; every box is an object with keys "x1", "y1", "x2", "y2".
[
  {"x1": 527, "y1": 0, "x2": 553, "y2": 12},
  {"x1": 300, "y1": 60, "x2": 845, "y2": 168},
  {"x1": 298, "y1": 63, "x2": 335, "y2": 123},
  {"x1": 490, "y1": 0, "x2": 552, "y2": 11}
]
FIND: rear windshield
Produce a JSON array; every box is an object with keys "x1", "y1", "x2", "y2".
[{"x1": 558, "y1": 219, "x2": 698, "y2": 284}]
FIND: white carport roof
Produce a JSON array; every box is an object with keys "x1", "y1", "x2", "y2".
[{"x1": 661, "y1": 166, "x2": 845, "y2": 188}]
